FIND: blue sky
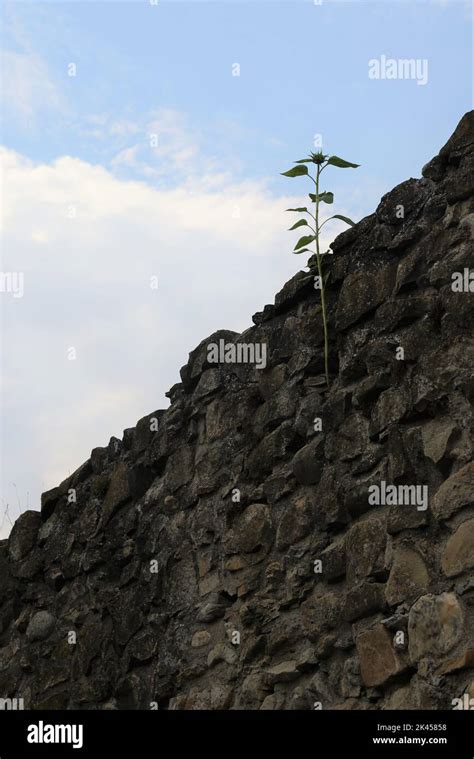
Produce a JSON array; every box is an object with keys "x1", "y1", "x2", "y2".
[
  {"x1": 3, "y1": 0, "x2": 472, "y2": 192},
  {"x1": 1, "y1": 0, "x2": 472, "y2": 534}
]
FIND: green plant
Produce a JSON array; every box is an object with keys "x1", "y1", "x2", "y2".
[{"x1": 282, "y1": 151, "x2": 359, "y2": 387}]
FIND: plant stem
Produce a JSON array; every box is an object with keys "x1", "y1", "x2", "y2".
[{"x1": 315, "y1": 165, "x2": 330, "y2": 387}]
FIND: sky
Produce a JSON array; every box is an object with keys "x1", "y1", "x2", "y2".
[{"x1": 0, "y1": 0, "x2": 472, "y2": 537}]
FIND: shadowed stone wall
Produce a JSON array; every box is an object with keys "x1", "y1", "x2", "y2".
[{"x1": 0, "y1": 112, "x2": 473, "y2": 710}]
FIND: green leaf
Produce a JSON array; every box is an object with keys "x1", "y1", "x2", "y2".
[
  {"x1": 281, "y1": 165, "x2": 309, "y2": 177},
  {"x1": 320, "y1": 192, "x2": 334, "y2": 204},
  {"x1": 294, "y1": 158, "x2": 313, "y2": 164},
  {"x1": 293, "y1": 247, "x2": 312, "y2": 255},
  {"x1": 285, "y1": 207, "x2": 308, "y2": 213},
  {"x1": 288, "y1": 219, "x2": 308, "y2": 231},
  {"x1": 326, "y1": 156, "x2": 360, "y2": 169},
  {"x1": 294, "y1": 234, "x2": 315, "y2": 251},
  {"x1": 331, "y1": 214, "x2": 356, "y2": 226},
  {"x1": 310, "y1": 192, "x2": 334, "y2": 204}
]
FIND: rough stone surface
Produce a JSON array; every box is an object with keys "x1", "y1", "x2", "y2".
[
  {"x1": 432, "y1": 462, "x2": 474, "y2": 520},
  {"x1": 408, "y1": 593, "x2": 465, "y2": 663},
  {"x1": 385, "y1": 545, "x2": 429, "y2": 606},
  {"x1": 26, "y1": 611, "x2": 56, "y2": 642},
  {"x1": 356, "y1": 624, "x2": 407, "y2": 687},
  {"x1": 7, "y1": 511, "x2": 42, "y2": 563},
  {"x1": 441, "y1": 520, "x2": 474, "y2": 578},
  {"x1": 0, "y1": 114, "x2": 473, "y2": 710}
]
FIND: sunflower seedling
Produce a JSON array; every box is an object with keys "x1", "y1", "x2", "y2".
[{"x1": 281, "y1": 151, "x2": 359, "y2": 386}]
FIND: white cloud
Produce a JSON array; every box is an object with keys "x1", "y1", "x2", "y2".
[
  {"x1": 107, "y1": 108, "x2": 247, "y2": 189},
  {"x1": 1, "y1": 49, "x2": 66, "y2": 127},
  {"x1": 110, "y1": 145, "x2": 142, "y2": 173},
  {"x1": 108, "y1": 108, "x2": 203, "y2": 181},
  {"x1": 147, "y1": 108, "x2": 199, "y2": 168}
]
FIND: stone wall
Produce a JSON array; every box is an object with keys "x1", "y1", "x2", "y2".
[{"x1": 0, "y1": 112, "x2": 473, "y2": 710}]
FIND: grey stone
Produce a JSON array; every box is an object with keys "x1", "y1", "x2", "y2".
[
  {"x1": 26, "y1": 611, "x2": 56, "y2": 642},
  {"x1": 8, "y1": 511, "x2": 42, "y2": 562},
  {"x1": 408, "y1": 593, "x2": 464, "y2": 663}
]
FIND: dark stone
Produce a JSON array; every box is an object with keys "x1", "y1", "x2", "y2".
[
  {"x1": 40, "y1": 487, "x2": 60, "y2": 521},
  {"x1": 291, "y1": 437, "x2": 324, "y2": 485},
  {"x1": 180, "y1": 330, "x2": 238, "y2": 391},
  {"x1": 196, "y1": 593, "x2": 229, "y2": 622},
  {"x1": 8, "y1": 511, "x2": 42, "y2": 562},
  {"x1": 343, "y1": 583, "x2": 387, "y2": 622}
]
